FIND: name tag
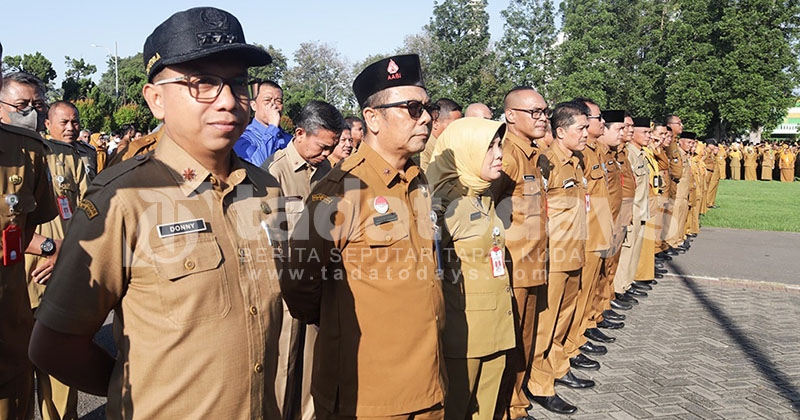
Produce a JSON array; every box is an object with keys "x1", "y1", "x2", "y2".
[
  {"x1": 564, "y1": 180, "x2": 576, "y2": 189},
  {"x1": 157, "y1": 219, "x2": 208, "y2": 238},
  {"x1": 470, "y1": 211, "x2": 482, "y2": 221},
  {"x1": 373, "y1": 212, "x2": 398, "y2": 226},
  {"x1": 523, "y1": 174, "x2": 536, "y2": 181}
]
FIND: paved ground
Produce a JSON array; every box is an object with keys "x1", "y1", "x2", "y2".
[{"x1": 43, "y1": 228, "x2": 800, "y2": 419}]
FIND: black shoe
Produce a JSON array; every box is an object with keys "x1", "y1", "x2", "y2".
[
  {"x1": 655, "y1": 253, "x2": 672, "y2": 261},
  {"x1": 556, "y1": 370, "x2": 596, "y2": 389},
  {"x1": 597, "y1": 319, "x2": 624, "y2": 329},
  {"x1": 674, "y1": 246, "x2": 687, "y2": 254},
  {"x1": 627, "y1": 288, "x2": 647, "y2": 298},
  {"x1": 665, "y1": 248, "x2": 679, "y2": 256},
  {"x1": 654, "y1": 273, "x2": 664, "y2": 279},
  {"x1": 570, "y1": 353, "x2": 600, "y2": 371},
  {"x1": 688, "y1": 233, "x2": 697, "y2": 238},
  {"x1": 584, "y1": 327, "x2": 616, "y2": 343},
  {"x1": 602, "y1": 309, "x2": 626, "y2": 321},
  {"x1": 579, "y1": 341, "x2": 607, "y2": 355},
  {"x1": 655, "y1": 268, "x2": 668, "y2": 274},
  {"x1": 610, "y1": 299, "x2": 633, "y2": 310},
  {"x1": 631, "y1": 281, "x2": 653, "y2": 291},
  {"x1": 532, "y1": 394, "x2": 578, "y2": 414},
  {"x1": 649, "y1": 279, "x2": 658, "y2": 285},
  {"x1": 616, "y1": 292, "x2": 639, "y2": 305},
  {"x1": 682, "y1": 240, "x2": 692, "y2": 248},
  {"x1": 708, "y1": 205, "x2": 719, "y2": 209}
]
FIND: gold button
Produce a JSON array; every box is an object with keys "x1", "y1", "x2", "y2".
[
  {"x1": 209, "y1": 176, "x2": 218, "y2": 186},
  {"x1": 238, "y1": 248, "x2": 247, "y2": 257},
  {"x1": 507, "y1": 310, "x2": 512, "y2": 316},
  {"x1": 184, "y1": 260, "x2": 196, "y2": 270},
  {"x1": 249, "y1": 306, "x2": 258, "y2": 315},
  {"x1": 384, "y1": 235, "x2": 391, "y2": 241},
  {"x1": 254, "y1": 363, "x2": 263, "y2": 373},
  {"x1": 435, "y1": 315, "x2": 439, "y2": 322}
]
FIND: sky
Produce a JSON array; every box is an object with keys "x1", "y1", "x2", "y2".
[{"x1": 1, "y1": 0, "x2": 512, "y2": 85}]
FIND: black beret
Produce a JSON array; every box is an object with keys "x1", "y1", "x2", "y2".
[
  {"x1": 601, "y1": 110, "x2": 625, "y2": 123},
  {"x1": 143, "y1": 7, "x2": 271, "y2": 81},
  {"x1": 633, "y1": 117, "x2": 651, "y2": 128},
  {"x1": 352, "y1": 54, "x2": 425, "y2": 107},
  {"x1": 682, "y1": 131, "x2": 697, "y2": 139}
]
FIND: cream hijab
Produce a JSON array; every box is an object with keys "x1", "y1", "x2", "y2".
[{"x1": 426, "y1": 117, "x2": 505, "y2": 196}]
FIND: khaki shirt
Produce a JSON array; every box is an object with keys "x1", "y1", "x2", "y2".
[
  {"x1": 655, "y1": 147, "x2": 671, "y2": 197},
  {"x1": 0, "y1": 123, "x2": 59, "y2": 385},
  {"x1": 538, "y1": 144, "x2": 586, "y2": 272},
  {"x1": 675, "y1": 147, "x2": 693, "y2": 201},
  {"x1": 717, "y1": 148, "x2": 728, "y2": 173},
  {"x1": 419, "y1": 134, "x2": 437, "y2": 173},
  {"x1": 625, "y1": 143, "x2": 650, "y2": 223},
  {"x1": 762, "y1": 149, "x2": 775, "y2": 169},
  {"x1": 435, "y1": 180, "x2": 515, "y2": 359},
  {"x1": 581, "y1": 140, "x2": 614, "y2": 253},
  {"x1": 263, "y1": 140, "x2": 331, "y2": 235},
  {"x1": 36, "y1": 135, "x2": 286, "y2": 420},
  {"x1": 489, "y1": 131, "x2": 547, "y2": 287},
  {"x1": 666, "y1": 142, "x2": 683, "y2": 199},
  {"x1": 282, "y1": 142, "x2": 445, "y2": 416},
  {"x1": 744, "y1": 147, "x2": 757, "y2": 167},
  {"x1": 25, "y1": 139, "x2": 89, "y2": 307},
  {"x1": 107, "y1": 128, "x2": 164, "y2": 167},
  {"x1": 729, "y1": 150, "x2": 742, "y2": 167}
]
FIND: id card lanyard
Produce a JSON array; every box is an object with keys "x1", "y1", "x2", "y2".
[
  {"x1": 490, "y1": 226, "x2": 505, "y2": 278},
  {"x1": 3, "y1": 194, "x2": 23, "y2": 266},
  {"x1": 56, "y1": 175, "x2": 73, "y2": 220}
]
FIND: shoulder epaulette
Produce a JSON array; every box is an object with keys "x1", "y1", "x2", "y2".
[
  {"x1": 92, "y1": 152, "x2": 152, "y2": 187},
  {"x1": 328, "y1": 154, "x2": 365, "y2": 182},
  {"x1": 0, "y1": 122, "x2": 46, "y2": 144}
]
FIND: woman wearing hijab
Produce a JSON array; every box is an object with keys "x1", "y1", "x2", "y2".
[
  {"x1": 88, "y1": 133, "x2": 108, "y2": 173},
  {"x1": 427, "y1": 118, "x2": 515, "y2": 420}
]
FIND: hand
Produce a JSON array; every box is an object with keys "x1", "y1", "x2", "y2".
[
  {"x1": 31, "y1": 238, "x2": 62, "y2": 285},
  {"x1": 265, "y1": 102, "x2": 281, "y2": 127}
]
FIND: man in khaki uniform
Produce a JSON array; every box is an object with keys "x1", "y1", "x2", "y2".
[
  {"x1": 562, "y1": 98, "x2": 614, "y2": 374},
  {"x1": 263, "y1": 100, "x2": 345, "y2": 420},
  {"x1": 761, "y1": 144, "x2": 775, "y2": 181},
  {"x1": 585, "y1": 110, "x2": 628, "y2": 339},
  {"x1": 419, "y1": 98, "x2": 461, "y2": 172},
  {"x1": 633, "y1": 127, "x2": 659, "y2": 287},
  {"x1": 489, "y1": 86, "x2": 549, "y2": 420},
  {"x1": 743, "y1": 145, "x2": 757, "y2": 181},
  {"x1": 530, "y1": 102, "x2": 591, "y2": 415},
  {"x1": 45, "y1": 101, "x2": 98, "y2": 182},
  {"x1": 0, "y1": 73, "x2": 89, "y2": 420},
  {"x1": 29, "y1": 8, "x2": 287, "y2": 419},
  {"x1": 613, "y1": 117, "x2": 652, "y2": 303},
  {"x1": 282, "y1": 54, "x2": 446, "y2": 419},
  {"x1": 106, "y1": 127, "x2": 164, "y2": 167},
  {"x1": 705, "y1": 143, "x2": 721, "y2": 209},
  {"x1": 0, "y1": 41, "x2": 61, "y2": 420}
]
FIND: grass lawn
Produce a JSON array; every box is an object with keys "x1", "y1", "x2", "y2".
[{"x1": 702, "y1": 179, "x2": 800, "y2": 232}]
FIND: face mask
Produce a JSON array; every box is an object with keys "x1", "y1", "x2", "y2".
[{"x1": 6, "y1": 106, "x2": 44, "y2": 132}]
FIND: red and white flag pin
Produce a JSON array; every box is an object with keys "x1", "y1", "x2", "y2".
[{"x1": 373, "y1": 196, "x2": 389, "y2": 214}]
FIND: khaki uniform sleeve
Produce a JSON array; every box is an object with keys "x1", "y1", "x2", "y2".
[
  {"x1": 283, "y1": 187, "x2": 356, "y2": 325},
  {"x1": 35, "y1": 187, "x2": 132, "y2": 334}
]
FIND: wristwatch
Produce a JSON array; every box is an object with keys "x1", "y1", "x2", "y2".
[{"x1": 40, "y1": 238, "x2": 56, "y2": 257}]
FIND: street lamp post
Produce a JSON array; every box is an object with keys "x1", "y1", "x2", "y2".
[{"x1": 91, "y1": 42, "x2": 119, "y2": 98}]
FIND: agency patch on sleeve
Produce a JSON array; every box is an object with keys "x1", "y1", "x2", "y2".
[
  {"x1": 77, "y1": 199, "x2": 99, "y2": 219},
  {"x1": 311, "y1": 194, "x2": 332, "y2": 204}
]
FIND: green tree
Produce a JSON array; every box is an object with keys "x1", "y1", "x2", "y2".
[
  {"x1": 427, "y1": 0, "x2": 498, "y2": 108},
  {"x1": 498, "y1": 0, "x2": 558, "y2": 96},
  {"x1": 61, "y1": 57, "x2": 97, "y2": 101},
  {"x1": 98, "y1": 53, "x2": 148, "y2": 108},
  {"x1": 2, "y1": 52, "x2": 57, "y2": 89},
  {"x1": 248, "y1": 44, "x2": 288, "y2": 84},
  {"x1": 74, "y1": 98, "x2": 105, "y2": 132},
  {"x1": 283, "y1": 42, "x2": 352, "y2": 119}
]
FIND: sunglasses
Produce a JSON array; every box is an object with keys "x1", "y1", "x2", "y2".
[{"x1": 373, "y1": 100, "x2": 440, "y2": 120}]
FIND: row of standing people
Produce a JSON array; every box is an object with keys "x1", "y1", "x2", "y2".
[{"x1": 723, "y1": 142, "x2": 798, "y2": 182}]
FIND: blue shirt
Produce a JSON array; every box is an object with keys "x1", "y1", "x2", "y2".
[{"x1": 234, "y1": 119, "x2": 293, "y2": 166}]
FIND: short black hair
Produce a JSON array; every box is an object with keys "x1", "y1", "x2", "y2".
[
  {"x1": 435, "y1": 98, "x2": 462, "y2": 119},
  {"x1": 665, "y1": 114, "x2": 680, "y2": 124},
  {"x1": 47, "y1": 100, "x2": 79, "y2": 119},
  {"x1": 572, "y1": 97, "x2": 597, "y2": 109},
  {"x1": 296, "y1": 100, "x2": 346, "y2": 136},
  {"x1": 551, "y1": 101, "x2": 588, "y2": 138},
  {"x1": 345, "y1": 116, "x2": 363, "y2": 129},
  {"x1": 1, "y1": 71, "x2": 45, "y2": 97},
  {"x1": 251, "y1": 79, "x2": 282, "y2": 97},
  {"x1": 653, "y1": 120, "x2": 667, "y2": 128}
]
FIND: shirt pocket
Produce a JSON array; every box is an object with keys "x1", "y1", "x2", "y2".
[
  {"x1": 590, "y1": 165, "x2": 605, "y2": 181},
  {"x1": 459, "y1": 292, "x2": 497, "y2": 311},
  {"x1": 153, "y1": 235, "x2": 231, "y2": 326},
  {"x1": 364, "y1": 217, "x2": 409, "y2": 247}
]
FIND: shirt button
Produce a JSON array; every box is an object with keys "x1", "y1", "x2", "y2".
[
  {"x1": 254, "y1": 363, "x2": 263, "y2": 374},
  {"x1": 435, "y1": 315, "x2": 439, "y2": 322},
  {"x1": 184, "y1": 260, "x2": 196, "y2": 270},
  {"x1": 507, "y1": 310, "x2": 512, "y2": 316},
  {"x1": 249, "y1": 306, "x2": 258, "y2": 315},
  {"x1": 384, "y1": 235, "x2": 391, "y2": 241},
  {"x1": 506, "y1": 286, "x2": 510, "y2": 292},
  {"x1": 238, "y1": 248, "x2": 247, "y2": 257},
  {"x1": 209, "y1": 176, "x2": 218, "y2": 186}
]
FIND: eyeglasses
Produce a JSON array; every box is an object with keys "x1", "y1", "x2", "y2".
[
  {"x1": 0, "y1": 99, "x2": 48, "y2": 114},
  {"x1": 373, "y1": 100, "x2": 440, "y2": 120},
  {"x1": 510, "y1": 107, "x2": 552, "y2": 119},
  {"x1": 154, "y1": 74, "x2": 252, "y2": 101},
  {"x1": 587, "y1": 115, "x2": 602, "y2": 120}
]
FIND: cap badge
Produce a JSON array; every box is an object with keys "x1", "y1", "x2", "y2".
[
  {"x1": 373, "y1": 196, "x2": 389, "y2": 214},
  {"x1": 387, "y1": 59, "x2": 402, "y2": 80},
  {"x1": 146, "y1": 52, "x2": 161, "y2": 75},
  {"x1": 201, "y1": 8, "x2": 228, "y2": 28}
]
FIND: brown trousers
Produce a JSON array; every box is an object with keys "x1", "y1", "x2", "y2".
[
  {"x1": 277, "y1": 302, "x2": 316, "y2": 420},
  {"x1": 634, "y1": 220, "x2": 656, "y2": 281},
  {"x1": 497, "y1": 286, "x2": 544, "y2": 419},
  {"x1": 565, "y1": 252, "x2": 604, "y2": 359},
  {"x1": 614, "y1": 221, "x2": 645, "y2": 294},
  {"x1": 316, "y1": 404, "x2": 444, "y2": 420},
  {"x1": 444, "y1": 352, "x2": 507, "y2": 420},
  {"x1": 0, "y1": 370, "x2": 32, "y2": 420},
  {"x1": 528, "y1": 270, "x2": 581, "y2": 396},
  {"x1": 667, "y1": 198, "x2": 689, "y2": 248},
  {"x1": 34, "y1": 367, "x2": 77, "y2": 420},
  {"x1": 706, "y1": 170, "x2": 720, "y2": 207}
]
